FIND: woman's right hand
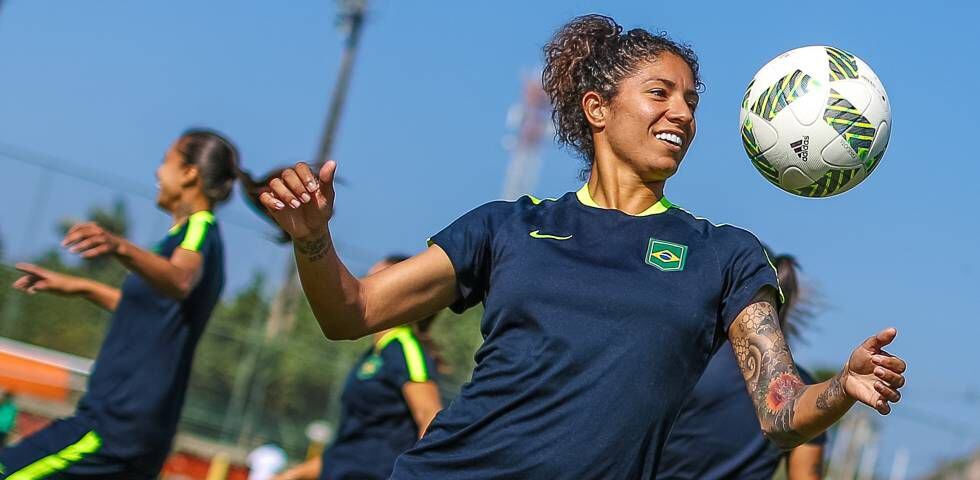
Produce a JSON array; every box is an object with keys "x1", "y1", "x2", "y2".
[
  {"x1": 12, "y1": 263, "x2": 83, "y2": 296},
  {"x1": 258, "y1": 161, "x2": 337, "y2": 240}
]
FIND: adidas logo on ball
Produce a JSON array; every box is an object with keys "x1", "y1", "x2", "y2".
[{"x1": 790, "y1": 136, "x2": 809, "y2": 162}]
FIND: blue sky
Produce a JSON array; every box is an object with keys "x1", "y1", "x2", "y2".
[{"x1": 1, "y1": 0, "x2": 977, "y2": 475}]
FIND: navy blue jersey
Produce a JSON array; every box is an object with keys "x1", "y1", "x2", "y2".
[
  {"x1": 392, "y1": 187, "x2": 779, "y2": 479},
  {"x1": 77, "y1": 211, "x2": 224, "y2": 458},
  {"x1": 658, "y1": 347, "x2": 827, "y2": 479},
  {"x1": 321, "y1": 326, "x2": 436, "y2": 480}
]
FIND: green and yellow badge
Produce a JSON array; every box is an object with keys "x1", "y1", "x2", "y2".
[
  {"x1": 645, "y1": 238, "x2": 687, "y2": 272},
  {"x1": 357, "y1": 354, "x2": 384, "y2": 380}
]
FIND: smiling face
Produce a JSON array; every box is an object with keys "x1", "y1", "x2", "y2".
[{"x1": 597, "y1": 52, "x2": 699, "y2": 182}]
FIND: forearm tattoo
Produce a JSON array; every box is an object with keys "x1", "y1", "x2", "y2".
[
  {"x1": 816, "y1": 368, "x2": 846, "y2": 411},
  {"x1": 295, "y1": 233, "x2": 332, "y2": 262},
  {"x1": 731, "y1": 294, "x2": 808, "y2": 448}
]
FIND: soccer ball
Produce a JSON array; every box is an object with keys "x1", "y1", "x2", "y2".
[{"x1": 739, "y1": 46, "x2": 891, "y2": 197}]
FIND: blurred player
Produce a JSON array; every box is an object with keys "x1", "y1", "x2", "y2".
[
  {"x1": 658, "y1": 250, "x2": 826, "y2": 479},
  {"x1": 275, "y1": 256, "x2": 442, "y2": 480},
  {"x1": 1, "y1": 129, "x2": 243, "y2": 479},
  {"x1": 257, "y1": 15, "x2": 907, "y2": 478}
]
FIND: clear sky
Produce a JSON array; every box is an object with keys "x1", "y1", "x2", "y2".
[{"x1": 0, "y1": 0, "x2": 977, "y2": 475}]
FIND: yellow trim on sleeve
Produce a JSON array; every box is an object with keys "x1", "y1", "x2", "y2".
[
  {"x1": 178, "y1": 211, "x2": 215, "y2": 252},
  {"x1": 375, "y1": 326, "x2": 430, "y2": 383},
  {"x1": 761, "y1": 247, "x2": 787, "y2": 304}
]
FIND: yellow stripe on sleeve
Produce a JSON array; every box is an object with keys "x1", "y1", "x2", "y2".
[
  {"x1": 375, "y1": 326, "x2": 430, "y2": 383},
  {"x1": 179, "y1": 211, "x2": 215, "y2": 252},
  {"x1": 396, "y1": 331, "x2": 430, "y2": 383}
]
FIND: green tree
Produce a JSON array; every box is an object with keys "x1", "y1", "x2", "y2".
[{"x1": 2, "y1": 199, "x2": 129, "y2": 356}]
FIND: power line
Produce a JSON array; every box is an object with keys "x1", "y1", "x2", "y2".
[
  {"x1": 0, "y1": 141, "x2": 383, "y2": 265},
  {"x1": 0, "y1": 141, "x2": 271, "y2": 236},
  {"x1": 0, "y1": 142, "x2": 157, "y2": 201}
]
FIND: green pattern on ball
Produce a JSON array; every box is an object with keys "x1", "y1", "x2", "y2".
[
  {"x1": 741, "y1": 117, "x2": 780, "y2": 186},
  {"x1": 742, "y1": 79, "x2": 755, "y2": 109},
  {"x1": 794, "y1": 166, "x2": 863, "y2": 197},
  {"x1": 750, "y1": 70, "x2": 814, "y2": 121},
  {"x1": 824, "y1": 89, "x2": 876, "y2": 161},
  {"x1": 826, "y1": 47, "x2": 859, "y2": 81},
  {"x1": 866, "y1": 142, "x2": 887, "y2": 174}
]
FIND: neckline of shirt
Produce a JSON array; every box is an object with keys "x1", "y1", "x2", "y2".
[{"x1": 574, "y1": 185, "x2": 673, "y2": 216}]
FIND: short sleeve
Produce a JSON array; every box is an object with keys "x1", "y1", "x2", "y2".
[
  {"x1": 428, "y1": 203, "x2": 499, "y2": 313},
  {"x1": 381, "y1": 335, "x2": 432, "y2": 386},
  {"x1": 719, "y1": 228, "x2": 781, "y2": 334},
  {"x1": 797, "y1": 367, "x2": 829, "y2": 446},
  {"x1": 178, "y1": 211, "x2": 216, "y2": 253}
]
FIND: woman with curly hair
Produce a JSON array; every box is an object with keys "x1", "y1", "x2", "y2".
[{"x1": 256, "y1": 15, "x2": 907, "y2": 479}]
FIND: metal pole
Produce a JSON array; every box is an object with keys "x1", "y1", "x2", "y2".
[
  {"x1": 315, "y1": 0, "x2": 368, "y2": 167},
  {"x1": 856, "y1": 437, "x2": 879, "y2": 480},
  {"x1": 888, "y1": 448, "x2": 909, "y2": 480},
  {"x1": 264, "y1": 0, "x2": 370, "y2": 337}
]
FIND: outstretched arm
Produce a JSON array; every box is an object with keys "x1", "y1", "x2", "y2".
[
  {"x1": 259, "y1": 161, "x2": 458, "y2": 340},
  {"x1": 61, "y1": 223, "x2": 204, "y2": 300},
  {"x1": 729, "y1": 288, "x2": 906, "y2": 449},
  {"x1": 12, "y1": 263, "x2": 121, "y2": 311}
]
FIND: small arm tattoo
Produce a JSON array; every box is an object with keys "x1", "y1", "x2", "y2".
[
  {"x1": 296, "y1": 233, "x2": 332, "y2": 262},
  {"x1": 731, "y1": 291, "x2": 808, "y2": 448},
  {"x1": 816, "y1": 369, "x2": 846, "y2": 411}
]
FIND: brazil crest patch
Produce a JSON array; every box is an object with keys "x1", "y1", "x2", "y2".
[
  {"x1": 357, "y1": 354, "x2": 383, "y2": 380},
  {"x1": 645, "y1": 238, "x2": 687, "y2": 272}
]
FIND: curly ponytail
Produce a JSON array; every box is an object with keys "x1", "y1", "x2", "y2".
[{"x1": 542, "y1": 15, "x2": 701, "y2": 169}]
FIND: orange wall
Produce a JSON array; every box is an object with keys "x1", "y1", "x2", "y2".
[{"x1": 0, "y1": 352, "x2": 70, "y2": 401}]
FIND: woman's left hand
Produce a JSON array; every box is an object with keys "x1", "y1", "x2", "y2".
[
  {"x1": 62, "y1": 222, "x2": 121, "y2": 258},
  {"x1": 842, "y1": 327, "x2": 907, "y2": 415}
]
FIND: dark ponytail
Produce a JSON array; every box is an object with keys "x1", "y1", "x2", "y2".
[
  {"x1": 176, "y1": 128, "x2": 296, "y2": 242},
  {"x1": 765, "y1": 247, "x2": 815, "y2": 341},
  {"x1": 177, "y1": 128, "x2": 241, "y2": 206},
  {"x1": 236, "y1": 165, "x2": 297, "y2": 243},
  {"x1": 383, "y1": 254, "x2": 447, "y2": 374},
  {"x1": 542, "y1": 14, "x2": 701, "y2": 173}
]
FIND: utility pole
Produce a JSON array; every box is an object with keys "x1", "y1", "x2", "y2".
[
  {"x1": 233, "y1": 0, "x2": 370, "y2": 449},
  {"x1": 888, "y1": 448, "x2": 909, "y2": 480},
  {"x1": 315, "y1": 0, "x2": 367, "y2": 167},
  {"x1": 266, "y1": 0, "x2": 369, "y2": 340}
]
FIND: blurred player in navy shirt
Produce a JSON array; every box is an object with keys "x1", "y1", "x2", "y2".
[
  {"x1": 274, "y1": 257, "x2": 442, "y2": 480},
  {"x1": 2, "y1": 129, "x2": 243, "y2": 479}
]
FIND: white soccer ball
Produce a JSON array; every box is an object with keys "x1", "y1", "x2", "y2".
[{"x1": 739, "y1": 46, "x2": 891, "y2": 197}]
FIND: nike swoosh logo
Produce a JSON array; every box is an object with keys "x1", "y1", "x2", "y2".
[{"x1": 529, "y1": 230, "x2": 573, "y2": 240}]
